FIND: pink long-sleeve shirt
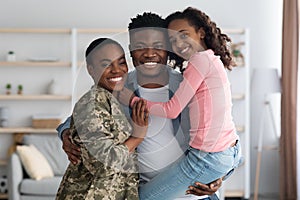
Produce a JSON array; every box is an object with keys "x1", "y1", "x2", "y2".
[{"x1": 132, "y1": 50, "x2": 238, "y2": 152}]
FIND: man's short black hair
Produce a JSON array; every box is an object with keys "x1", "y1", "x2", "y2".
[
  {"x1": 128, "y1": 12, "x2": 166, "y2": 30},
  {"x1": 128, "y1": 12, "x2": 172, "y2": 65}
]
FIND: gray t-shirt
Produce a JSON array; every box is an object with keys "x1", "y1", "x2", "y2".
[{"x1": 137, "y1": 85, "x2": 185, "y2": 182}]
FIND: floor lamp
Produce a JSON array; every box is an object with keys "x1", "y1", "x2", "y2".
[{"x1": 251, "y1": 68, "x2": 281, "y2": 200}]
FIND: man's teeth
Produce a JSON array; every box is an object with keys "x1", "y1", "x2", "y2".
[
  {"x1": 181, "y1": 47, "x2": 189, "y2": 54},
  {"x1": 144, "y1": 62, "x2": 157, "y2": 66},
  {"x1": 143, "y1": 62, "x2": 158, "y2": 68},
  {"x1": 109, "y1": 77, "x2": 122, "y2": 82}
]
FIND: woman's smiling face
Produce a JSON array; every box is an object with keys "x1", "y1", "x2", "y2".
[{"x1": 87, "y1": 43, "x2": 128, "y2": 93}]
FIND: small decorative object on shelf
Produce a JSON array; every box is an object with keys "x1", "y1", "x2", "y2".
[
  {"x1": 0, "y1": 107, "x2": 9, "y2": 127},
  {"x1": 5, "y1": 83, "x2": 11, "y2": 95},
  {"x1": 231, "y1": 42, "x2": 245, "y2": 66},
  {"x1": 47, "y1": 79, "x2": 60, "y2": 95},
  {"x1": 17, "y1": 84, "x2": 23, "y2": 95},
  {"x1": 32, "y1": 113, "x2": 61, "y2": 129},
  {"x1": 6, "y1": 51, "x2": 16, "y2": 62},
  {"x1": 0, "y1": 175, "x2": 8, "y2": 195}
]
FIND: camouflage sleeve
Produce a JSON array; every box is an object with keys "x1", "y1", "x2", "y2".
[{"x1": 72, "y1": 89, "x2": 135, "y2": 174}]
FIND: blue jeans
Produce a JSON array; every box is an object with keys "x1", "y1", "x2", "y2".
[
  {"x1": 139, "y1": 141, "x2": 241, "y2": 200},
  {"x1": 208, "y1": 193, "x2": 220, "y2": 200}
]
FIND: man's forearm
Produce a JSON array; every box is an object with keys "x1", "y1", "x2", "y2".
[{"x1": 56, "y1": 116, "x2": 71, "y2": 140}]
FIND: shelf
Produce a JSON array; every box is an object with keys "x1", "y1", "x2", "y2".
[
  {"x1": 77, "y1": 28, "x2": 126, "y2": 34},
  {"x1": 223, "y1": 28, "x2": 245, "y2": 34},
  {"x1": 255, "y1": 145, "x2": 279, "y2": 151},
  {"x1": 0, "y1": 95, "x2": 71, "y2": 100},
  {"x1": 0, "y1": 193, "x2": 7, "y2": 200},
  {"x1": 225, "y1": 189, "x2": 244, "y2": 197},
  {"x1": 0, "y1": 61, "x2": 71, "y2": 67},
  {"x1": 0, "y1": 127, "x2": 57, "y2": 134},
  {"x1": 0, "y1": 28, "x2": 128, "y2": 34},
  {"x1": 234, "y1": 62, "x2": 245, "y2": 67},
  {"x1": 232, "y1": 93, "x2": 245, "y2": 100},
  {"x1": 0, "y1": 28, "x2": 71, "y2": 34}
]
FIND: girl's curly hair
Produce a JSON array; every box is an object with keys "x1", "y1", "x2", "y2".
[{"x1": 166, "y1": 7, "x2": 234, "y2": 72}]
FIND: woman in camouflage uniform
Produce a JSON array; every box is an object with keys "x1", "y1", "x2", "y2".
[{"x1": 56, "y1": 38, "x2": 148, "y2": 200}]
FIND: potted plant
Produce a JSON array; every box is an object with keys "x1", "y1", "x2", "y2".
[
  {"x1": 231, "y1": 42, "x2": 245, "y2": 66},
  {"x1": 5, "y1": 83, "x2": 11, "y2": 95},
  {"x1": 7, "y1": 51, "x2": 16, "y2": 62},
  {"x1": 17, "y1": 84, "x2": 23, "y2": 95}
]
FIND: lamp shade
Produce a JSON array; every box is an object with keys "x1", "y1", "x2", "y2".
[{"x1": 251, "y1": 68, "x2": 281, "y2": 94}]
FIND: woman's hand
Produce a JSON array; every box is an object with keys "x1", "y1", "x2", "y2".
[
  {"x1": 124, "y1": 99, "x2": 149, "y2": 152},
  {"x1": 118, "y1": 87, "x2": 135, "y2": 106},
  {"x1": 131, "y1": 99, "x2": 149, "y2": 139}
]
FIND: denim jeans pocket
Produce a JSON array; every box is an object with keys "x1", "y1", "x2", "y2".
[{"x1": 232, "y1": 141, "x2": 242, "y2": 168}]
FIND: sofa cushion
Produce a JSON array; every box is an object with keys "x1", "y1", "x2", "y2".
[
  {"x1": 20, "y1": 176, "x2": 62, "y2": 195},
  {"x1": 16, "y1": 145, "x2": 54, "y2": 180},
  {"x1": 22, "y1": 134, "x2": 68, "y2": 175}
]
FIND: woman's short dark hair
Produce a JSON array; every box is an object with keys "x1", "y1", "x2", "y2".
[{"x1": 85, "y1": 38, "x2": 123, "y2": 65}]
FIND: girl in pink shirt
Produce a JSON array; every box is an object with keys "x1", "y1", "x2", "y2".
[{"x1": 122, "y1": 7, "x2": 242, "y2": 200}]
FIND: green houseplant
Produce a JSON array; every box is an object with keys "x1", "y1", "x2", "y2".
[
  {"x1": 17, "y1": 84, "x2": 23, "y2": 95},
  {"x1": 6, "y1": 83, "x2": 11, "y2": 95}
]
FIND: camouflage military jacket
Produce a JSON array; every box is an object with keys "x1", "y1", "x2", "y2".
[{"x1": 56, "y1": 86, "x2": 139, "y2": 200}]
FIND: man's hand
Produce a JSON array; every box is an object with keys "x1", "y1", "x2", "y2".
[
  {"x1": 186, "y1": 178, "x2": 222, "y2": 196},
  {"x1": 62, "y1": 129, "x2": 81, "y2": 165}
]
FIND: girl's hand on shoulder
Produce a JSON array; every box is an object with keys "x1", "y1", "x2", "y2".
[{"x1": 131, "y1": 99, "x2": 149, "y2": 139}]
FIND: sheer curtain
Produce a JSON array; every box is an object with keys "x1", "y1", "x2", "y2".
[{"x1": 281, "y1": 0, "x2": 298, "y2": 199}]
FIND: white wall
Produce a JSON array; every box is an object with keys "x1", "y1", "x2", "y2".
[{"x1": 0, "y1": 0, "x2": 283, "y2": 197}]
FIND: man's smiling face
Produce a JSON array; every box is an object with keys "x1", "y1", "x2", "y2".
[{"x1": 129, "y1": 28, "x2": 168, "y2": 78}]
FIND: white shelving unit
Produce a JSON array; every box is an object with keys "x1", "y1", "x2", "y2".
[
  {"x1": 0, "y1": 29, "x2": 74, "y2": 182},
  {"x1": 220, "y1": 28, "x2": 250, "y2": 200}
]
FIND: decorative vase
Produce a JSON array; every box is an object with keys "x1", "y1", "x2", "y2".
[{"x1": 47, "y1": 79, "x2": 60, "y2": 95}]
